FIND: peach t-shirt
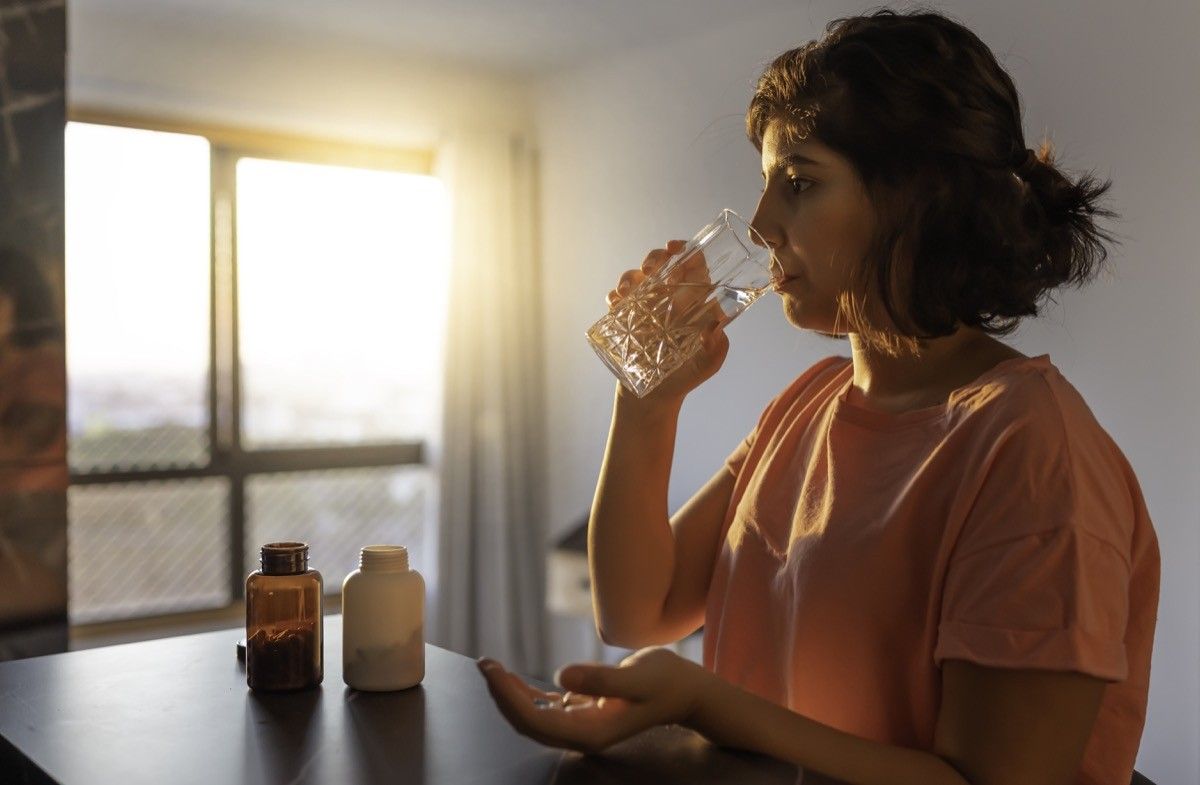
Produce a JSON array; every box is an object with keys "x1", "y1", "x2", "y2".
[{"x1": 703, "y1": 354, "x2": 1159, "y2": 785}]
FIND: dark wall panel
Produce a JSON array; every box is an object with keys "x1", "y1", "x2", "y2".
[{"x1": 0, "y1": 0, "x2": 68, "y2": 660}]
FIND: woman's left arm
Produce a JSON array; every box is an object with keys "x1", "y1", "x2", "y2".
[
  {"x1": 686, "y1": 656, "x2": 1106, "y2": 785},
  {"x1": 478, "y1": 648, "x2": 1105, "y2": 785}
]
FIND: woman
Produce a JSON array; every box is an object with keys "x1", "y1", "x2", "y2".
[{"x1": 477, "y1": 9, "x2": 1159, "y2": 785}]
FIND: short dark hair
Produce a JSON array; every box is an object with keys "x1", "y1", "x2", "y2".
[{"x1": 747, "y1": 6, "x2": 1119, "y2": 355}]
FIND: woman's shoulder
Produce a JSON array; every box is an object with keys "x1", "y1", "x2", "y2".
[
  {"x1": 952, "y1": 354, "x2": 1127, "y2": 463},
  {"x1": 749, "y1": 355, "x2": 850, "y2": 432},
  {"x1": 775, "y1": 354, "x2": 852, "y2": 405},
  {"x1": 954, "y1": 354, "x2": 1063, "y2": 418},
  {"x1": 953, "y1": 355, "x2": 1155, "y2": 564}
]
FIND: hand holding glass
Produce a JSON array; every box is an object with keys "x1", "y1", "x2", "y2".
[{"x1": 585, "y1": 209, "x2": 774, "y2": 398}]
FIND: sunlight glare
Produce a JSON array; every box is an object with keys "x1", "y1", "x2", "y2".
[{"x1": 236, "y1": 157, "x2": 450, "y2": 446}]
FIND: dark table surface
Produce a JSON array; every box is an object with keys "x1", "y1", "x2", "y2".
[{"x1": 0, "y1": 615, "x2": 843, "y2": 784}]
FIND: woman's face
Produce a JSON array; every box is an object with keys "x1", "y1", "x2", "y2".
[{"x1": 750, "y1": 120, "x2": 879, "y2": 334}]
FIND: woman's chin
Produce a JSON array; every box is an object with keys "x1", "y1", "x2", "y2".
[
  {"x1": 779, "y1": 297, "x2": 809, "y2": 329},
  {"x1": 779, "y1": 296, "x2": 843, "y2": 334}
]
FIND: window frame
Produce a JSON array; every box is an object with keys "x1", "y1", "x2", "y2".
[{"x1": 66, "y1": 109, "x2": 437, "y2": 615}]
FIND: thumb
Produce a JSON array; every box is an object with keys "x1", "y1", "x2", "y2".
[
  {"x1": 554, "y1": 663, "x2": 639, "y2": 699},
  {"x1": 703, "y1": 320, "x2": 729, "y2": 353}
]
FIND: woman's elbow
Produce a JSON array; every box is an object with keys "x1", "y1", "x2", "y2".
[{"x1": 596, "y1": 622, "x2": 655, "y2": 649}]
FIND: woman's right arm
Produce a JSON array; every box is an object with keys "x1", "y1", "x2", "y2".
[{"x1": 588, "y1": 241, "x2": 739, "y2": 649}]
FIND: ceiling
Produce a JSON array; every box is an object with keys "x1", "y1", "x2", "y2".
[{"x1": 75, "y1": 0, "x2": 801, "y2": 77}]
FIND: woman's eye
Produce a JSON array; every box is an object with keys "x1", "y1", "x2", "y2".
[
  {"x1": 759, "y1": 177, "x2": 814, "y2": 196},
  {"x1": 788, "y1": 177, "x2": 813, "y2": 195}
]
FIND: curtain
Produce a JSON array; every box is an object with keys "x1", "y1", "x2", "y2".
[{"x1": 430, "y1": 129, "x2": 547, "y2": 677}]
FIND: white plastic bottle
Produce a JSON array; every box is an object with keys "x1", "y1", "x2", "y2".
[{"x1": 341, "y1": 545, "x2": 425, "y2": 691}]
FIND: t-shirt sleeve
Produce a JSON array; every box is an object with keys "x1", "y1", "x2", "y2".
[
  {"x1": 933, "y1": 401, "x2": 1133, "y2": 682},
  {"x1": 724, "y1": 431, "x2": 754, "y2": 478}
]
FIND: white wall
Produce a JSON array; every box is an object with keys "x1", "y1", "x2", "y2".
[
  {"x1": 69, "y1": 4, "x2": 533, "y2": 146},
  {"x1": 534, "y1": 2, "x2": 1199, "y2": 783}
]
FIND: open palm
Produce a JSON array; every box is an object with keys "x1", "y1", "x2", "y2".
[{"x1": 476, "y1": 647, "x2": 709, "y2": 755}]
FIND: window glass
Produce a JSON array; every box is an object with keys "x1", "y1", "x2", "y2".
[
  {"x1": 245, "y1": 466, "x2": 433, "y2": 590},
  {"x1": 65, "y1": 123, "x2": 210, "y2": 472},
  {"x1": 63, "y1": 124, "x2": 443, "y2": 627},
  {"x1": 236, "y1": 158, "x2": 449, "y2": 449},
  {"x1": 68, "y1": 478, "x2": 230, "y2": 623}
]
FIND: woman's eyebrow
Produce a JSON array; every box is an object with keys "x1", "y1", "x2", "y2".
[{"x1": 761, "y1": 153, "x2": 823, "y2": 180}]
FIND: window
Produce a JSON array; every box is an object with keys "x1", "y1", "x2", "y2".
[{"x1": 65, "y1": 119, "x2": 449, "y2": 624}]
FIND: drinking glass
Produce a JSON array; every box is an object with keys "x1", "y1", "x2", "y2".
[{"x1": 585, "y1": 209, "x2": 773, "y2": 398}]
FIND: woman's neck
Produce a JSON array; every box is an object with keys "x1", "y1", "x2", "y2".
[{"x1": 846, "y1": 328, "x2": 1025, "y2": 413}]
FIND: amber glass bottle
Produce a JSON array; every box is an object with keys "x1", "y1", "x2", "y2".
[{"x1": 245, "y1": 542, "x2": 324, "y2": 691}]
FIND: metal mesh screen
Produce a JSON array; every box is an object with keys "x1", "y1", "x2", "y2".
[
  {"x1": 69, "y1": 422, "x2": 208, "y2": 474},
  {"x1": 245, "y1": 466, "x2": 432, "y2": 592},
  {"x1": 68, "y1": 478, "x2": 230, "y2": 623}
]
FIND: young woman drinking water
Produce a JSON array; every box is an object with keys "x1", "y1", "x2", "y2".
[{"x1": 477, "y1": 9, "x2": 1159, "y2": 785}]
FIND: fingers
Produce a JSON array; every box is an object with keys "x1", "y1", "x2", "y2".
[
  {"x1": 666, "y1": 249, "x2": 709, "y2": 286},
  {"x1": 617, "y1": 269, "x2": 642, "y2": 292},
  {"x1": 561, "y1": 691, "x2": 596, "y2": 710},
  {"x1": 478, "y1": 662, "x2": 559, "y2": 743},
  {"x1": 690, "y1": 301, "x2": 729, "y2": 353},
  {"x1": 606, "y1": 270, "x2": 645, "y2": 308},
  {"x1": 482, "y1": 663, "x2": 563, "y2": 705},
  {"x1": 477, "y1": 659, "x2": 636, "y2": 754},
  {"x1": 556, "y1": 662, "x2": 644, "y2": 702},
  {"x1": 642, "y1": 239, "x2": 687, "y2": 275},
  {"x1": 701, "y1": 300, "x2": 728, "y2": 329},
  {"x1": 608, "y1": 240, "x2": 690, "y2": 309},
  {"x1": 702, "y1": 322, "x2": 730, "y2": 357},
  {"x1": 608, "y1": 241, "x2": 686, "y2": 308}
]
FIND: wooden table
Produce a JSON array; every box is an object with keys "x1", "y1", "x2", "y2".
[{"x1": 0, "y1": 615, "x2": 846, "y2": 784}]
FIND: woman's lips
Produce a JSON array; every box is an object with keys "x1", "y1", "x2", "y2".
[
  {"x1": 769, "y1": 260, "x2": 801, "y2": 290},
  {"x1": 771, "y1": 274, "x2": 801, "y2": 291},
  {"x1": 768, "y1": 255, "x2": 792, "y2": 288}
]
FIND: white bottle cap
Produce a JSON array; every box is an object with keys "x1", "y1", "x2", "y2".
[{"x1": 360, "y1": 545, "x2": 409, "y2": 572}]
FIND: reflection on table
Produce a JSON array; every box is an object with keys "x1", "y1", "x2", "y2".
[{"x1": 0, "y1": 615, "x2": 846, "y2": 784}]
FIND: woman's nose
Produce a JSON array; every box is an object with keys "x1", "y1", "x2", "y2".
[
  {"x1": 749, "y1": 206, "x2": 781, "y2": 250},
  {"x1": 747, "y1": 221, "x2": 773, "y2": 252}
]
